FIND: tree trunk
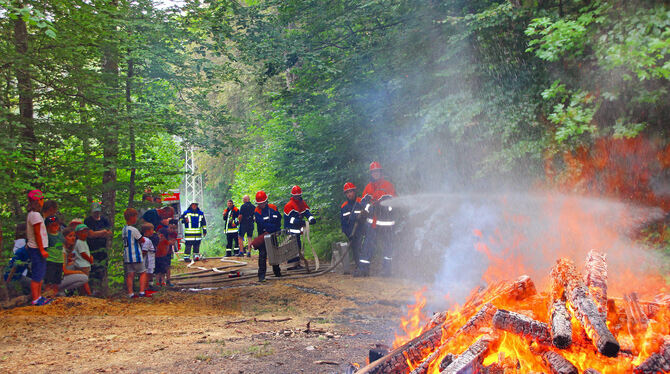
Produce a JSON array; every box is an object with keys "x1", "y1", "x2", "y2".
[
  {"x1": 13, "y1": 11, "x2": 37, "y2": 158},
  {"x1": 100, "y1": 0, "x2": 120, "y2": 297},
  {"x1": 0, "y1": 226, "x2": 9, "y2": 301},
  {"x1": 127, "y1": 58, "x2": 136, "y2": 207}
]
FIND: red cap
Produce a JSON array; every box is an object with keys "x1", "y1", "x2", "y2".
[
  {"x1": 343, "y1": 182, "x2": 356, "y2": 192},
  {"x1": 369, "y1": 161, "x2": 382, "y2": 171},
  {"x1": 291, "y1": 185, "x2": 302, "y2": 196},
  {"x1": 27, "y1": 189, "x2": 44, "y2": 201},
  {"x1": 255, "y1": 190, "x2": 268, "y2": 204}
]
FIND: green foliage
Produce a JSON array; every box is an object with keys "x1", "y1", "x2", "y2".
[
  {"x1": 2, "y1": 0, "x2": 669, "y2": 274},
  {"x1": 548, "y1": 90, "x2": 598, "y2": 144}
]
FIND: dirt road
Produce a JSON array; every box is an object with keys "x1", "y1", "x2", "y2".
[{"x1": 0, "y1": 272, "x2": 422, "y2": 373}]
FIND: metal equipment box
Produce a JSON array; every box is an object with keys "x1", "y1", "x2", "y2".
[{"x1": 265, "y1": 230, "x2": 301, "y2": 266}]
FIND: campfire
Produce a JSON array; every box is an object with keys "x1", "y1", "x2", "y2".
[{"x1": 356, "y1": 250, "x2": 670, "y2": 374}]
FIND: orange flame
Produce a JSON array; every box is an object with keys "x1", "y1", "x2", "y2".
[{"x1": 393, "y1": 287, "x2": 430, "y2": 349}]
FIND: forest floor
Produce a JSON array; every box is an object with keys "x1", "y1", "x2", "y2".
[{"x1": 0, "y1": 256, "x2": 423, "y2": 374}]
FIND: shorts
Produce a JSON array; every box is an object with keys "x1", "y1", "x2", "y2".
[
  {"x1": 44, "y1": 261, "x2": 63, "y2": 285},
  {"x1": 154, "y1": 256, "x2": 170, "y2": 274},
  {"x1": 238, "y1": 225, "x2": 254, "y2": 240},
  {"x1": 124, "y1": 262, "x2": 145, "y2": 275},
  {"x1": 27, "y1": 247, "x2": 47, "y2": 282}
]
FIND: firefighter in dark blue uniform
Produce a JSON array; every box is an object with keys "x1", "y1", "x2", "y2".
[
  {"x1": 340, "y1": 182, "x2": 363, "y2": 267},
  {"x1": 222, "y1": 199, "x2": 240, "y2": 257},
  {"x1": 283, "y1": 185, "x2": 316, "y2": 270},
  {"x1": 250, "y1": 191, "x2": 282, "y2": 281},
  {"x1": 357, "y1": 162, "x2": 396, "y2": 277},
  {"x1": 180, "y1": 202, "x2": 207, "y2": 261}
]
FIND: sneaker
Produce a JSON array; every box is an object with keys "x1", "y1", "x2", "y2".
[
  {"x1": 144, "y1": 290, "x2": 158, "y2": 295},
  {"x1": 183, "y1": 257, "x2": 190, "y2": 262},
  {"x1": 160, "y1": 282, "x2": 166, "y2": 287},
  {"x1": 194, "y1": 255, "x2": 200, "y2": 261},
  {"x1": 32, "y1": 296, "x2": 52, "y2": 306},
  {"x1": 258, "y1": 278, "x2": 267, "y2": 283},
  {"x1": 139, "y1": 292, "x2": 152, "y2": 298},
  {"x1": 129, "y1": 293, "x2": 136, "y2": 298},
  {"x1": 287, "y1": 264, "x2": 303, "y2": 271},
  {"x1": 246, "y1": 252, "x2": 251, "y2": 258}
]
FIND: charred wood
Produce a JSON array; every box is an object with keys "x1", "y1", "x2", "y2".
[
  {"x1": 492, "y1": 309, "x2": 551, "y2": 345},
  {"x1": 438, "y1": 354, "x2": 455, "y2": 371},
  {"x1": 410, "y1": 303, "x2": 497, "y2": 374},
  {"x1": 463, "y1": 275, "x2": 537, "y2": 312},
  {"x1": 551, "y1": 259, "x2": 620, "y2": 357},
  {"x1": 542, "y1": 351, "x2": 578, "y2": 374},
  {"x1": 440, "y1": 335, "x2": 497, "y2": 374},
  {"x1": 355, "y1": 323, "x2": 444, "y2": 374},
  {"x1": 550, "y1": 300, "x2": 572, "y2": 349},
  {"x1": 624, "y1": 292, "x2": 649, "y2": 335},
  {"x1": 634, "y1": 338, "x2": 670, "y2": 374},
  {"x1": 358, "y1": 277, "x2": 536, "y2": 374},
  {"x1": 584, "y1": 250, "x2": 608, "y2": 320}
]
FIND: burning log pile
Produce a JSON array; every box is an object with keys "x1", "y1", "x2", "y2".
[{"x1": 357, "y1": 250, "x2": 670, "y2": 373}]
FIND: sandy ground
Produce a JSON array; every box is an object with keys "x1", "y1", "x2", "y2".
[{"x1": 0, "y1": 258, "x2": 423, "y2": 374}]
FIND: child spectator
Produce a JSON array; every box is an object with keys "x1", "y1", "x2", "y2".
[
  {"x1": 122, "y1": 208, "x2": 150, "y2": 298},
  {"x1": 73, "y1": 224, "x2": 93, "y2": 295},
  {"x1": 26, "y1": 189, "x2": 51, "y2": 306},
  {"x1": 59, "y1": 227, "x2": 89, "y2": 293},
  {"x1": 45, "y1": 214, "x2": 64, "y2": 294},
  {"x1": 68, "y1": 218, "x2": 83, "y2": 230},
  {"x1": 166, "y1": 220, "x2": 179, "y2": 286},
  {"x1": 3, "y1": 224, "x2": 31, "y2": 295},
  {"x1": 154, "y1": 228, "x2": 171, "y2": 287},
  {"x1": 140, "y1": 223, "x2": 157, "y2": 291}
]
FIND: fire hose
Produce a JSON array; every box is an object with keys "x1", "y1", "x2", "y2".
[{"x1": 172, "y1": 234, "x2": 354, "y2": 288}]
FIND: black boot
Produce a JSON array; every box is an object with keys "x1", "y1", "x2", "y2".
[{"x1": 272, "y1": 265, "x2": 282, "y2": 277}]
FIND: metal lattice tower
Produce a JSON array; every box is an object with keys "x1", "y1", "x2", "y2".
[{"x1": 183, "y1": 146, "x2": 203, "y2": 208}]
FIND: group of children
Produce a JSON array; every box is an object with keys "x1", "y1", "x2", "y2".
[
  {"x1": 122, "y1": 207, "x2": 177, "y2": 298},
  {"x1": 4, "y1": 189, "x2": 181, "y2": 305},
  {"x1": 15, "y1": 190, "x2": 94, "y2": 306}
]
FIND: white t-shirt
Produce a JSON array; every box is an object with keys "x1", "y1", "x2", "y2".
[
  {"x1": 26, "y1": 211, "x2": 48, "y2": 249},
  {"x1": 13, "y1": 238, "x2": 26, "y2": 254},
  {"x1": 141, "y1": 237, "x2": 155, "y2": 252}
]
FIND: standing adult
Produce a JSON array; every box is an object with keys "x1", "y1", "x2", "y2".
[
  {"x1": 180, "y1": 202, "x2": 207, "y2": 261},
  {"x1": 250, "y1": 191, "x2": 282, "y2": 281},
  {"x1": 222, "y1": 199, "x2": 240, "y2": 257},
  {"x1": 237, "y1": 195, "x2": 255, "y2": 257},
  {"x1": 141, "y1": 205, "x2": 174, "y2": 232},
  {"x1": 340, "y1": 182, "x2": 364, "y2": 267},
  {"x1": 283, "y1": 185, "x2": 316, "y2": 269},
  {"x1": 357, "y1": 162, "x2": 397, "y2": 277},
  {"x1": 84, "y1": 202, "x2": 112, "y2": 295}
]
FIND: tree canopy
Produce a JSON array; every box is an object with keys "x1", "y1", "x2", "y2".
[{"x1": 2, "y1": 0, "x2": 669, "y2": 262}]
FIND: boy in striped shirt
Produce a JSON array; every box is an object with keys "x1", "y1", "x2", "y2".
[{"x1": 122, "y1": 208, "x2": 151, "y2": 298}]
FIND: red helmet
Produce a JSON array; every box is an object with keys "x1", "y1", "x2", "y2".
[
  {"x1": 343, "y1": 182, "x2": 356, "y2": 192},
  {"x1": 369, "y1": 161, "x2": 382, "y2": 171},
  {"x1": 291, "y1": 185, "x2": 302, "y2": 196},
  {"x1": 255, "y1": 190, "x2": 268, "y2": 204}
]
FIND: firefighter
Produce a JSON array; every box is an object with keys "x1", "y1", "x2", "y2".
[
  {"x1": 250, "y1": 191, "x2": 282, "y2": 281},
  {"x1": 180, "y1": 202, "x2": 207, "y2": 261},
  {"x1": 340, "y1": 182, "x2": 364, "y2": 267},
  {"x1": 283, "y1": 185, "x2": 316, "y2": 270},
  {"x1": 357, "y1": 162, "x2": 396, "y2": 277},
  {"x1": 222, "y1": 199, "x2": 240, "y2": 257}
]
